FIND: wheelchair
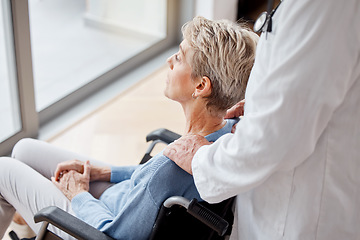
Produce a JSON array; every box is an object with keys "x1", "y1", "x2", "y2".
[{"x1": 9, "y1": 128, "x2": 235, "y2": 240}]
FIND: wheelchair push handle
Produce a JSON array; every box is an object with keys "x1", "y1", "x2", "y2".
[
  {"x1": 187, "y1": 198, "x2": 229, "y2": 236},
  {"x1": 163, "y1": 196, "x2": 229, "y2": 237}
]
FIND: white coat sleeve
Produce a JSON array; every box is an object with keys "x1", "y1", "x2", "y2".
[{"x1": 192, "y1": 0, "x2": 360, "y2": 203}]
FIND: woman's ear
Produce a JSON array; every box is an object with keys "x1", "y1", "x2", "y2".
[{"x1": 194, "y1": 76, "x2": 212, "y2": 98}]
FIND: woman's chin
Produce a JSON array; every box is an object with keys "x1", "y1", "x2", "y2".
[
  {"x1": 163, "y1": 89, "x2": 169, "y2": 98},
  {"x1": 163, "y1": 91, "x2": 177, "y2": 103},
  {"x1": 164, "y1": 90, "x2": 172, "y2": 100}
]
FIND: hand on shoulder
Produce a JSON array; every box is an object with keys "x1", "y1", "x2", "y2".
[
  {"x1": 164, "y1": 134, "x2": 211, "y2": 175},
  {"x1": 225, "y1": 99, "x2": 245, "y2": 119}
]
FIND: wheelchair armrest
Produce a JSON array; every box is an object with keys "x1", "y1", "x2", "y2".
[
  {"x1": 146, "y1": 128, "x2": 181, "y2": 144},
  {"x1": 34, "y1": 206, "x2": 114, "y2": 240}
]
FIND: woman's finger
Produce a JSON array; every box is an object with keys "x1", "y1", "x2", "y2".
[
  {"x1": 83, "y1": 161, "x2": 91, "y2": 178},
  {"x1": 225, "y1": 99, "x2": 245, "y2": 119},
  {"x1": 54, "y1": 159, "x2": 83, "y2": 181}
]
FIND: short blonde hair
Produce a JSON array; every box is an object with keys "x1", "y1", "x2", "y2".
[{"x1": 182, "y1": 16, "x2": 258, "y2": 113}]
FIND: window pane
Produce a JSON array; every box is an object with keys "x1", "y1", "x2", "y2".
[
  {"x1": 0, "y1": 0, "x2": 22, "y2": 143},
  {"x1": 29, "y1": 0, "x2": 167, "y2": 111}
]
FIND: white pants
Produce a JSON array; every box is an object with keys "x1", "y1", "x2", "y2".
[{"x1": 0, "y1": 138, "x2": 113, "y2": 239}]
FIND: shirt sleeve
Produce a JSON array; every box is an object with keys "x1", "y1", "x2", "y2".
[
  {"x1": 192, "y1": 0, "x2": 360, "y2": 203},
  {"x1": 71, "y1": 192, "x2": 115, "y2": 230},
  {"x1": 110, "y1": 165, "x2": 138, "y2": 183},
  {"x1": 71, "y1": 186, "x2": 159, "y2": 239}
]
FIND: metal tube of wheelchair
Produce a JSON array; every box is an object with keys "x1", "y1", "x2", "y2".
[
  {"x1": 163, "y1": 196, "x2": 190, "y2": 209},
  {"x1": 35, "y1": 222, "x2": 49, "y2": 240}
]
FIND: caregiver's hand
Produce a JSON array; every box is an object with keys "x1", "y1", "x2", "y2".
[
  {"x1": 225, "y1": 99, "x2": 245, "y2": 119},
  {"x1": 164, "y1": 134, "x2": 211, "y2": 175},
  {"x1": 52, "y1": 161, "x2": 91, "y2": 200}
]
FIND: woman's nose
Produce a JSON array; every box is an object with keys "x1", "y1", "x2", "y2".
[{"x1": 167, "y1": 55, "x2": 174, "y2": 70}]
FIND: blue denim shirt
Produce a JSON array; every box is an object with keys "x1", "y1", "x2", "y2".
[{"x1": 71, "y1": 118, "x2": 239, "y2": 240}]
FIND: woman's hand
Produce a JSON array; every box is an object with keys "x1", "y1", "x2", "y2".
[
  {"x1": 225, "y1": 99, "x2": 245, "y2": 119},
  {"x1": 164, "y1": 134, "x2": 211, "y2": 175},
  {"x1": 52, "y1": 161, "x2": 91, "y2": 200},
  {"x1": 54, "y1": 159, "x2": 84, "y2": 182},
  {"x1": 54, "y1": 159, "x2": 111, "y2": 182}
]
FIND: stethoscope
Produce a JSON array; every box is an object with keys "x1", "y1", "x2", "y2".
[{"x1": 253, "y1": 0, "x2": 283, "y2": 33}]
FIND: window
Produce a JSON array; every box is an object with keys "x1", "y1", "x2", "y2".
[
  {"x1": 0, "y1": 0, "x2": 181, "y2": 155},
  {"x1": 0, "y1": 0, "x2": 21, "y2": 143},
  {"x1": 29, "y1": 0, "x2": 168, "y2": 111},
  {"x1": 0, "y1": 0, "x2": 38, "y2": 155}
]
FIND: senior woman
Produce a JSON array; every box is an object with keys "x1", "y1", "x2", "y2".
[{"x1": 0, "y1": 16, "x2": 258, "y2": 240}]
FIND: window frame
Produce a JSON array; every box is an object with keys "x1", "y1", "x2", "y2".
[
  {"x1": 0, "y1": 0, "x2": 38, "y2": 156},
  {"x1": 38, "y1": 0, "x2": 180, "y2": 125},
  {"x1": 0, "y1": 0, "x2": 192, "y2": 156}
]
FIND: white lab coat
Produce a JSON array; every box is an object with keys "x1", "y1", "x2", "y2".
[{"x1": 192, "y1": 0, "x2": 360, "y2": 239}]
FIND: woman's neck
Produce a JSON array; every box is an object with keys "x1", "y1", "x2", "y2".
[{"x1": 182, "y1": 103, "x2": 226, "y2": 136}]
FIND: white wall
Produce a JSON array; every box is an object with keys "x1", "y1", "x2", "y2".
[
  {"x1": 195, "y1": 0, "x2": 238, "y2": 21},
  {"x1": 85, "y1": 0, "x2": 167, "y2": 38}
]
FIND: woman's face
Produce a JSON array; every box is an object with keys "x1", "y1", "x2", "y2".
[{"x1": 164, "y1": 40, "x2": 197, "y2": 103}]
